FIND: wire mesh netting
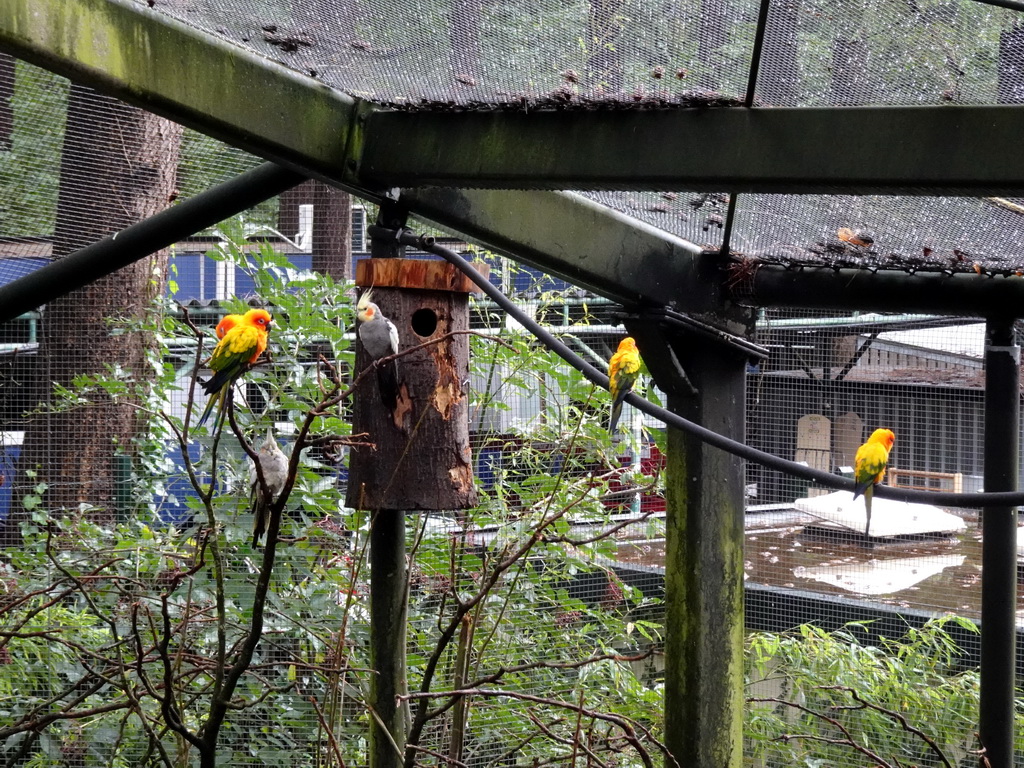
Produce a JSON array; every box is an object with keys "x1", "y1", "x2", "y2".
[
  {"x1": 159, "y1": 0, "x2": 755, "y2": 108},
  {"x1": 2, "y1": 0, "x2": 1024, "y2": 761},
  {"x1": 148, "y1": 0, "x2": 1024, "y2": 109}
]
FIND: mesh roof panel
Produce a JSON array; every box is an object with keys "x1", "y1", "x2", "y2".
[
  {"x1": 154, "y1": 0, "x2": 1024, "y2": 109},
  {"x1": 583, "y1": 190, "x2": 729, "y2": 249},
  {"x1": 160, "y1": 0, "x2": 758, "y2": 106},
  {"x1": 0, "y1": 60, "x2": 265, "y2": 247},
  {"x1": 730, "y1": 193, "x2": 1024, "y2": 274},
  {"x1": 756, "y1": 0, "x2": 1023, "y2": 107}
]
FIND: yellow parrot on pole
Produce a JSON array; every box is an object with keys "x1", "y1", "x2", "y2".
[
  {"x1": 608, "y1": 336, "x2": 642, "y2": 436},
  {"x1": 197, "y1": 308, "x2": 272, "y2": 427},
  {"x1": 853, "y1": 427, "x2": 896, "y2": 536}
]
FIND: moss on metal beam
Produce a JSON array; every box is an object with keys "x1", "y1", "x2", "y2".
[
  {"x1": 1, "y1": 0, "x2": 357, "y2": 182},
  {"x1": 658, "y1": 343, "x2": 746, "y2": 768},
  {"x1": 401, "y1": 187, "x2": 722, "y2": 312},
  {"x1": 742, "y1": 264, "x2": 1024, "y2": 317},
  {"x1": 360, "y1": 105, "x2": 1024, "y2": 195}
]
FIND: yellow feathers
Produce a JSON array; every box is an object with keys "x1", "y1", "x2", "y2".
[
  {"x1": 608, "y1": 337, "x2": 642, "y2": 435},
  {"x1": 197, "y1": 309, "x2": 272, "y2": 427},
  {"x1": 853, "y1": 428, "x2": 895, "y2": 536}
]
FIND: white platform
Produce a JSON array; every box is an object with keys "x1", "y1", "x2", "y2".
[{"x1": 794, "y1": 491, "x2": 967, "y2": 537}]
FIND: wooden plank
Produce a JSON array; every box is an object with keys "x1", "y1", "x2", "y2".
[{"x1": 356, "y1": 258, "x2": 488, "y2": 294}]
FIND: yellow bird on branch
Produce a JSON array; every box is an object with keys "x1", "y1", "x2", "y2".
[
  {"x1": 197, "y1": 308, "x2": 272, "y2": 428},
  {"x1": 608, "y1": 336, "x2": 642, "y2": 436}
]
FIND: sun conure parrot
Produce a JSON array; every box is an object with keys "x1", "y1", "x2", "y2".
[
  {"x1": 215, "y1": 312, "x2": 245, "y2": 340},
  {"x1": 356, "y1": 289, "x2": 402, "y2": 412},
  {"x1": 608, "y1": 336, "x2": 642, "y2": 435},
  {"x1": 853, "y1": 427, "x2": 896, "y2": 536},
  {"x1": 249, "y1": 427, "x2": 289, "y2": 547},
  {"x1": 197, "y1": 308, "x2": 272, "y2": 427}
]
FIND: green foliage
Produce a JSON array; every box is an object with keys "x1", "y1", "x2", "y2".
[
  {"x1": 1, "y1": 234, "x2": 671, "y2": 767},
  {"x1": 746, "y1": 618, "x2": 988, "y2": 768},
  {"x1": 5, "y1": 235, "x2": 1011, "y2": 768}
]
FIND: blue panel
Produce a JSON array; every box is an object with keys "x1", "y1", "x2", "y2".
[
  {"x1": 233, "y1": 266, "x2": 258, "y2": 299},
  {"x1": 0, "y1": 440, "x2": 20, "y2": 522},
  {"x1": 476, "y1": 447, "x2": 502, "y2": 491},
  {"x1": 157, "y1": 440, "x2": 205, "y2": 526},
  {"x1": 168, "y1": 252, "x2": 203, "y2": 301},
  {"x1": 0, "y1": 257, "x2": 52, "y2": 288},
  {"x1": 290, "y1": 254, "x2": 313, "y2": 271}
]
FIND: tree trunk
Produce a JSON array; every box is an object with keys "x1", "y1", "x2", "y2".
[
  {"x1": 831, "y1": 36, "x2": 870, "y2": 106},
  {"x1": 448, "y1": 0, "x2": 482, "y2": 83},
  {"x1": 278, "y1": 180, "x2": 352, "y2": 279},
  {"x1": 757, "y1": 0, "x2": 800, "y2": 106},
  {"x1": 4, "y1": 85, "x2": 182, "y2": 545},
  {"x1": 697, "y1": 0, "x2": 728, "y2": 92}
]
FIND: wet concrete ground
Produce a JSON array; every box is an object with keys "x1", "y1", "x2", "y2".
[{"x1": 613, "y1": 507, "x2": 1020, "y2": 624}]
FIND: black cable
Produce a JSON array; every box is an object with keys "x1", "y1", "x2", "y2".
[{"x1": 386, "y1": 228, "x2": 1024, "y2": 510}]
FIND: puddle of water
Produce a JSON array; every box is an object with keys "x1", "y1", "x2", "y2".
[{"x1": 614, "y1": 509, "x2": 1014, "y2": 622}]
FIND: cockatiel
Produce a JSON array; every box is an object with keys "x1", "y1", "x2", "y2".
[
  {"x1": 197, "y1": 308, "x2": 272, "y2": 427},
  {"x1": 249, "y1": 427, "x2": 289, "y2": 547},
  {"x1": 608, "y1": 337, "x2": 642, "y2": 435},
  {"x1": 355, "y1": 289, "x2": 402, "y2": 413},
  {"x1": 853, "y1": 428, "x2": 896, "y2": 536}
]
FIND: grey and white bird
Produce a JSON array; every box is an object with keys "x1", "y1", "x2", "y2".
[
  {"x1": 356, "y1": 288, "x2": 402, "y2": 412},
  {"x1": 249, "y1": 428, "x2": 289, "y2": 547}
]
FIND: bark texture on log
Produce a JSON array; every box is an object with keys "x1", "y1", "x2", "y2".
[{"x1": 345, "y1": 259, "x2": 480, "y2": 511}]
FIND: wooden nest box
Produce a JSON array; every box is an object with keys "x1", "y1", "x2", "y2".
[{"x1": 345, "y1": 257, "x2": 486, "y2": 512}]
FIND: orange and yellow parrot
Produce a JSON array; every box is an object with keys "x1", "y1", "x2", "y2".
[
  {"x1": 215, "y1": 312, "x2": 245, "y2": 340},
  {"x1": 608, "y1": 336, "x2": 642, "y2": 435},
  {"x1": 197, "y1": 308, "x2": 272, "y2": 427},
  {"x1": 853, "y1": 427, "x2": 895, "y2": 536}
]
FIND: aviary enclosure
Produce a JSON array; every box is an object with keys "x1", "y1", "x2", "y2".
[{"x1": 1, "y1": 1, "x2": 1024, "y2": 767}]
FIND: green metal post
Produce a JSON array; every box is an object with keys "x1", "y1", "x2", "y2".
[
  {"x1": 662, "y1": 336, "x2": 746, "y2": 768},
  {"x1": 369, "y1": 509, "x2": 408, "y2": 768},
  {"x1": 979, "y1": 319, "x2": 1018, "y2": 768}
]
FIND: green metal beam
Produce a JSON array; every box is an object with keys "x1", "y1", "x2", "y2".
[
  {"x1": 7, "y1": 0, "x2": 1024, "y2": 196},
  {"x1": 10, "y1": 0, "x2": 1024, "y2": 319},
  {"x1": 0, "y1": 0, "x2": 361, "y2": 186},
  {"x1": 650, "y1": 332, "x2": 746, "y2": 768},
  {"x1": 359, "y1": 105, "x2": 1024, "y2": 195},
  {"x1": 399, "y1": 188, "x2": 723, "y2": 313},
  {"x1": 740, "y1": 264, "x2": 1024, "y2": 317},
  {"x1": 0, "y1": 0, "x2": 725, "y2": 316}
]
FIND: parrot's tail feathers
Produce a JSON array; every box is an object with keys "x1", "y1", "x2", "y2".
[
  {"x1": 252, "y1": 510, "x2": 267, "y2": 548},
  {"x1": 852, "y1": 478, "x2": 873, "y2": 500},
  {"x1": 200, "y1": 370, "x2": 229, "y2": 396},
  {"x1": 376, "y1": 361, "x2": 400, "y2": 412},
  {"x1": 862, "y1": 485, "x2": 874, "y2": 536},
  {"x1": 608, "y1": 402, "x2": 623, "y2": 435},
  {"x1": 196, "y1": 392, "x2": 219, "y2": 427}
]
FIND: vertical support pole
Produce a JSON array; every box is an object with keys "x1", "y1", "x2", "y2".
[
  {"x1": 980, "y1": 318, "x2": 1018, "y2": 768},
  {"x1": 367, "y1": 205, "x2": 408, "y2": 768},
  {"x1": 369, "y1": 509, "x2": 409, "y2": 768},
  {"x1": 662, "y1": 336, "x2": 746, "y2": 768}
]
